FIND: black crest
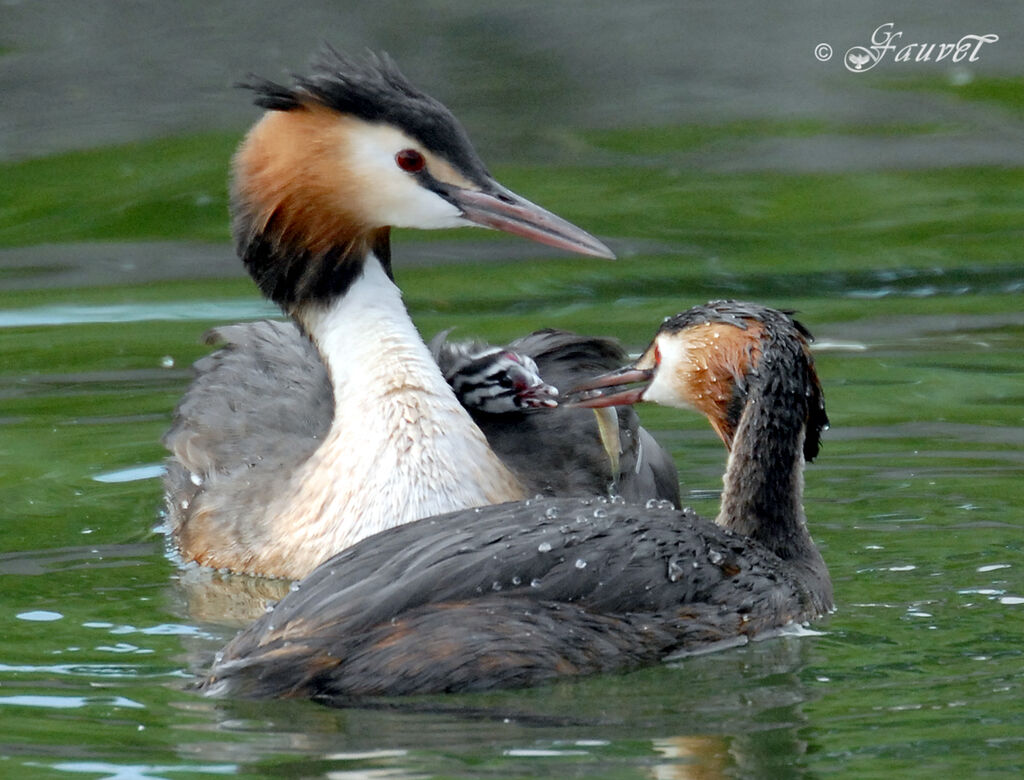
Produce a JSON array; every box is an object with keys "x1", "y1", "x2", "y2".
[{"x1": 239, "y1": 47, "x2": 490, "y2": 183}]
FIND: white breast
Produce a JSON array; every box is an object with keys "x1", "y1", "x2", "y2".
[{"x1": 268, "y1": 257, "x2": 525, "y2": 567}]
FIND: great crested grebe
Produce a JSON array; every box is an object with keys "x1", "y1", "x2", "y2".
[
  {"x1": 201, "y1": 301, "x2": 833, "y2": 699},
  {"x1": 163, "y1": 49, "x2": 678, "y2": 580}
]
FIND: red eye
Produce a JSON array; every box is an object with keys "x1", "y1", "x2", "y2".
[
  {"x1": 653, "y1": 344, "x2": 662, "y2": 366},
  {"x1": 395, "y1": 149, "x2": 425, "y2": 173}
]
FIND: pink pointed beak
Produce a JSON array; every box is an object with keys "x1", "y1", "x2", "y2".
[
  {"x1": 452, "y1": 184, "x2": 615, "y2": 260},
  {"x1": 563, "y1": 365, "x2": 654, "y2": 408}
]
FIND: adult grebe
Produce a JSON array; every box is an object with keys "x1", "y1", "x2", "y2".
[
  {"x1": 163, "y1": 49, "x2": 677, "y2": 580},
  {"x1": 201, "y1": 301, "x2": 833, "y2": 699}
]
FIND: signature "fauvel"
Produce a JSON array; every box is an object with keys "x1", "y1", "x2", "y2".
[{"x1": 845, "y1": 23, "x2": 998, "y2": 73}]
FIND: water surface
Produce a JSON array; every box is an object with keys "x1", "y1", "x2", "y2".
[{"x1": 1, "y1": 3, "x2": 1022, "y2": 778}]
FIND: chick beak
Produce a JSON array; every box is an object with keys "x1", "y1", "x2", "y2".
[{"x1": 450, "y1": 182, "x2": 615, "y2": 260}]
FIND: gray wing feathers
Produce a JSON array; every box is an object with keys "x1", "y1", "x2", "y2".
[
  {"x1": 164, "y1": 320, "x2": 331, "y2": 471},
  {"x1": 162, "y1": 320, "x2": 332, "y2": 533}
]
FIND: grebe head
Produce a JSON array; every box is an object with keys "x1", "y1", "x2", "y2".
[
  {"x1": 435, "y1": 340, "x2": 559, "y2": 414},
  {"x1": 569, "y1": 300, "x2": 828, "y2": 461},
  {"x1": 232, "y1": 48, "x2": 613, "y2": 307}
]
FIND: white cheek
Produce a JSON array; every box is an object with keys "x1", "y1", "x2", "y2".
[
  {"x1": 346, "y1": 125, "x2": 465, "y2": 229},
  {"x1": 641, "y1": 337, "x2": 695, "y2": 411},
  {"x1": 641, "y1": 370, "x2": 680, "y2": 408},
  {"x1": 378, "y1": 178, "x2": 465, "y2": 229}
]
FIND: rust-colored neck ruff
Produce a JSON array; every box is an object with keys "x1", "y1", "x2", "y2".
[{"x1": 231, "y1": 107, "x2": 393, "y2": 309}]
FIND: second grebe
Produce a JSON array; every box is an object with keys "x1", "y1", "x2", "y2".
[
  {"x1": 163, "y1": 50, "x2": 677, "y2": 580},
  {"x1": 201, "y1": 301, "x2": 833, "y2": 699}
]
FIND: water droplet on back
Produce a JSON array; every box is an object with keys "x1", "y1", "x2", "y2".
[
  {"x1": 667, "y1": 558, "x2": 685, "y2": 582},
  {"x1": 537, "y1": 541, "x2": 552, "y2": 553}
]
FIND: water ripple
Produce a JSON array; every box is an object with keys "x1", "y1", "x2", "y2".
[
  {"x1": 0, "y1": 300, "x2": 275, "y2": 329},
  {"x1": 0, "y1": 694, "x2": 144, "y2": 710}
]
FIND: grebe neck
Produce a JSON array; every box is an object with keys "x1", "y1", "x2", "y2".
[
  {"x1": 715, "y1": 373, "x2": 817, "y2": 566},
  {"x1": 716, "y1": 376, "x2": 832, "y2": 613},
  {"x1": 294, "y1": 253, "x2": 428, "y2": 410},
  {"x1": 250, "y1": 253, "x2": 525, "y2": 578}
]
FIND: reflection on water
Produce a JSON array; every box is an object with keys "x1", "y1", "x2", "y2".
[
  {"x1": 181, "y1": 631, "x2": 821, "y2": 778},
  {"x1": 173, "y1": 567, "x2": 293, "y2": 628}
]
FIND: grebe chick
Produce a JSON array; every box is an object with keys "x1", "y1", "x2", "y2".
[
  {"x1": 163, "y1": 49, "x2": 677, "y2": 580},
  {"x1": 201, "y1": 301, "x2": 832, "y2": 699}
]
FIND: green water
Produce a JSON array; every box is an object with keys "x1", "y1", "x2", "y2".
[{"x1": 2, "y1": 28, "x2": 1024, "y2": 780}]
